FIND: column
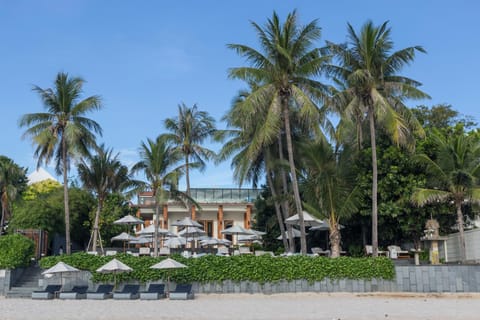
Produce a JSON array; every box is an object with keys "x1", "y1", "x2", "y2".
[
  {"x1": 162, "y1": 204, "x2": 168, "y2": 229},
  {"x1": 244, "y1": 205, "x2": 252, "y2": 229},
  {"x1": 191, "y1": 205, "x2": 196, "y2": 220},
  {"x1": 217, "y1": 205, "x2": 224, "y2": 238}
]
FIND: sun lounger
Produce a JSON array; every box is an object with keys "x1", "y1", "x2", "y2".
[
  {"x1": 113, "y1": 284, "x2": 140, "y2": 300},
  {"x1": 169, "y1": 284, "x2": 194, "y2": 300},
  {"x1": 140, "y1": 283, "x2": 166, "y2": 300},
  {"x1": 86, "y1": 284, "x2": 114, "y2": 300},
  {"x1": 388, "y1": 245, "x2": 410, "y2": 259},
  {"x1": 58, "y1": 286, "x2": 88, "y2": 299},
  {"x1": 159, "y1": 247, "x2": 170, "y2": 256},
  {"x1": 32, "y1": 284, "x2": 62, "y2": 299}
]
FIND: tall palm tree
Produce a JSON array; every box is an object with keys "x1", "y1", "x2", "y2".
[
  {"x1": 163, "y1": 103, "x2": 216, "y2": 203},
  {"x1": 19, "y1": 72, "x2": 102, "y2": 254},
  {"x1": 412, "y1": 129, "x2": 480, "y2": 263},
  {"x1": 327, "y1": 21, "x2": 428, "y2": 256},
  {"x1": 77, "y1": 144, "x2": 132, "y2": 253},
  {"x1": 228, "y1": 10, "x2": 329, "y2": 253},
  {"x1": 300, "y1": 140, "x2": 361, "y2": 257},
  {"x1": 0, "y1": 157, "x2": 27, "y2": 234},
  {"x1": 132, "y1": 135, "x2": 187, "y2": 257},
  {"x1": 217, "y1": 88, "x2": 291, "y2": 252}
]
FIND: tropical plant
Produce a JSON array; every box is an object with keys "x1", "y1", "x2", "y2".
[
  {"x1": 300, "y1": 140, "x2": 361, "y2": 257},
  {"x1": 412, "y1": 128, "x2": 480, "y2": 262},
  {"x1": 326, "y1": 21, "x2": 428, "y2": 256},
  {"x1": 227, "y1": 10, "x2": 329, "y2": 253},
  {"x1": 77, "y1": 144, "x2": 133, "y2": 252},
  {"x1": 132, "y1": 135, "x2": 189, "y2": 257},
  {"x1": 163, "y1": 103, "x2": 216, "y2": 205},
  {"x1": 0, "y1": 156, "x2": 27, "y2": 235},
  {"x1": 19, "y1": 72, "x2": 103, "y2": 254}
]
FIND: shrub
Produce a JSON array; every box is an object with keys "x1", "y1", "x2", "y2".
[
  {"x1": 0, "y1": 234, "x2": 35, "y2": 269},
  {"x1": 40, "y1": 252, "x2": 395, "y2": 284}
]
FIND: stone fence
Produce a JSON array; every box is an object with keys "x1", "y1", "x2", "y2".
[{"x1": 2, "y1": 264, "x2": 480, "y2": 295}]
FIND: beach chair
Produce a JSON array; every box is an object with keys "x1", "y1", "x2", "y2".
[
  {"x1": 216, "y1": 247, "x2": 229, "y2": 256},
  {"x1": 169, "y1": 284, "x2": 194, "y2": 300},
  {"x1": 365, "y1": 245, "x2": 389, "y2": 257},
  {"x1": 113, "y1": 284, "x2": 140, "y2": 300},
  {"x1": 139, "y1": 247, "x2": 151, "y2": 256},
  {"x1": 159, "y1": 247, "x2": 171, "y2": 256},
  {"x1": 311, "y1": 247, "x2": 331, "y2": 257},
  {"x1": 140, "y1": 283, "x2": 166, "y2": 300},
  {"x1": 86, "y1": 284, "x2": 114, "y2": 300},
  {"x1": 58, "y1": 285, "x2": 88, "y2": 299},
  {"x1": 32, "y1": 284, "x2": 62, "y2": 299},
  {"x1": 239, "y1": 246, "x2": 252, "y2": 255},
  {"x1": 388, "y1": 245, "x2": 410, "y2": 259}
]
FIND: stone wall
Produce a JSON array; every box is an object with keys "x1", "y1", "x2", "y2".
[
  {"x1": 0, "y1": 268, "x2": 26, "y2": 294},
  {"x1": 3, "y1": 264, "x2": 480, "y2": 295}
]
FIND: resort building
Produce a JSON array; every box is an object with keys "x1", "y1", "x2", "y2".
[{"x1": 136, "y1": 188, "x2": 262, "y2": 242}]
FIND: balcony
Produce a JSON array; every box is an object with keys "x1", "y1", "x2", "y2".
[{"x1": 138, "y1": 188, "x2": 262, "y2": 205}]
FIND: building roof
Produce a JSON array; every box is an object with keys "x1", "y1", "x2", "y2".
[{"x1": 27, "y1": 168, "x2": 58, "y2": 185}]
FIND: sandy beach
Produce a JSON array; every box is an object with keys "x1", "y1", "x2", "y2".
[{"x1": 1, "y1": 292, "x2": 480, "y2": 320}]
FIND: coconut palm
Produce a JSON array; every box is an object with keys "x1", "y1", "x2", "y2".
[
  {"x1": 228, "y1": 10, "x2": 329, "y2": 253},
  {"x1": 326, "y1": 21, "x2": 429, "y2": 256},
  {"x1": 0, "y1": 157, "x2": 27, "y2": 235},
  {"x1": 77, "y1": 144, "x2": 133, "y2": 253},
  {"x1": 132, "y1": 135, "x2": 190, "y2": 257},
  {"x1": 163, "y1": 103, "x2": 216, "y2": 203},
  {"x1": 300, "y1": 140, "x2": 361, "y2": 257},
  {"x1": 412, "y1": 129, "x2": 480, "y2": 263},
  {"x1": 19, "y1": 72, "x2": 103, "y2": 254},
  {"x1": 218, "y1": 88, "x2": 292, "y2": 252}
]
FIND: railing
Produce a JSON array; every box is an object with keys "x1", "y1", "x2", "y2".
[{"x1": 138, "y1": 188, "x2": 262, "y2": 205}]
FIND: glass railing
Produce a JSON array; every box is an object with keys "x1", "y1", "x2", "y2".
[{"x1": 138, "y1": 188, "x2": 262, "y2": 205}]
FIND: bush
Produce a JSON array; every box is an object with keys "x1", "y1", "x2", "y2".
[
  {"x1": 40, "y1": 252, "x2": 395, "y2": 284},
  {"x1": 0, "y1": 234, "x2": 35, "y2": 269}
]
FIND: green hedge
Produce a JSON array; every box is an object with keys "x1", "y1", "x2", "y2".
[
  {"x1": 0, "y1": 234, "x2": 35, "y2": 269},
  {"x1": 40, "y1": 253, "x2": 395, "y2": 284}
]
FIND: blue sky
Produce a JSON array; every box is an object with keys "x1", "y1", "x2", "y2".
[{"x1": 1, "y1": 1, "x2": 479, "y2": 188}]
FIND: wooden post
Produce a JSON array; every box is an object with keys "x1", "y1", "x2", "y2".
[
  {"x1": 191, "y1": 205, "x2": 196, "y2": 220},
  {"x1": 245, "y1": 205, "x2": 252, "y2": 229}
]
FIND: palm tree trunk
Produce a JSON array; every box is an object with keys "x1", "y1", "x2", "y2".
[
  {"x1": 185, "y1": 155, "x2": 192, "y2": 219},
  {"x1": 153, "y1": 197, "x2": 160, "y2": 257},
  {"x1": 456, "y1": 201, "x2": 466, "y2": 263},
  {"x1": 329, "y1": 223, "x2": 341, "y2": 258},
  {"x1": 91, "y1": 198, "x2": 103, "y2": 252},
  {"x1": 0, "y1": 199, "x2": 6, "y2": 236},
  {"x1": 278, "y1": 134, "x2": 294, "y2": 252},
  {"x1": 62, "y1": 137, "x2": 71, "y2": 255},
  {"x1": 368, "y1": 109, "x2": 378, "y2": 257},
  {"x1": 266, "y1": 167, "x2": 288, "y2": 252},
  {"x1": 283, "y1": 101, "x2": 306, "y2": 254}
]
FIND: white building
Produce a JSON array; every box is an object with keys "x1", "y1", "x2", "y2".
[{"x1": 136, "y1": 188, "x2": 261, "y2": 242}]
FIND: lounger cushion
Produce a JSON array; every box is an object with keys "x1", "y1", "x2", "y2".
[
  {"x1": 140, "y1": 284, "x2": 166, "y2": 300},
  {"x1": 169, "y1": 284, "x2": 194, "y2": 300},
  {"x1": 113, "y1": 284, "x2": 140, "y2": 300}
]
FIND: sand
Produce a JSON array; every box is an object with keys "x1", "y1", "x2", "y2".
[{"x1": 1, "y1": 292, "x2": 480, "y2": 320}]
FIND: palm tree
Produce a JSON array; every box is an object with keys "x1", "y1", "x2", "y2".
[
  {"x1": 412, "y1": 129, "x2": 480, "y2": 263},
  {"x1": 217, "y1": 88, "x2": 291, "y2": 252},
  {"x1": 163, "y1": 103, "x2": 216, "y2": 204},
  {"x1": 19, "y1": 72, "x2": 102, "y2": 254},
  {"x1": 132, "y1": 135, "x2": 188, "y2": 257},
  {"x1": 326, "y1": 21, "x2": 429, "y2": 256},
  {"x1": 77, "y1": 144, "x2": 132, "y2": 253},
  {"x1": 300, "y1": 140, "x2": 361, "y2": 257},
  {"x1": 0, "y1": 157, "x2": 27, "y2": 234},
  {"x1": 228, "y1": 10, "x2": 329, "y2": 253}
]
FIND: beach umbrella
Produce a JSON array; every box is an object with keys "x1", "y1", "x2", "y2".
[
  {"x1": 178, "y1": 226, "x2": 206, "y2": 249},
  {"x1": 221, "y1": 225, "x2": 255, "y2": 247},
  {"x1": 276, "y1": 228, "x2": 305, "y2": 240},
  {"x1": 164, "y1": 236, "x2": 187, "y2": 248},
  {"x1": 150, "y1": 258, "x2": 187, "y2": 295},
  {"x1": 171, "y1": 217, "x2": 202, "y2": 228},
  {"x1": 113, "y1": 215, "x2": 144, "y2": 225},
  {"x1": 111, "y1": 232, "x2": 137, "y2": 252},
  {"x1": 42, "y1": 261, "x2": 80, "y2": 291},
  {"x1": 96, "y1": 258, "x2": 133, "y2": 290},
  {"x1": 200, "y1": 237, "x2": 231, "y2": 247},
  {"x1": 136, "y1": 224, "x2": 170, "y2": 235},
  {"x1": 310, "y1": 221, "x2": 345, "y2": 231},
  {"x1": 285, "y1": 211, "x2": 323, "y2": 227},
  {"x1": 129, "y1": 236, "x2": 152, "y2": 245}
]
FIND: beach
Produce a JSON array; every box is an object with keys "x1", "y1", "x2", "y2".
[{"x1": 1, "y1": 292, "x2": 480, "y2": 320}]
